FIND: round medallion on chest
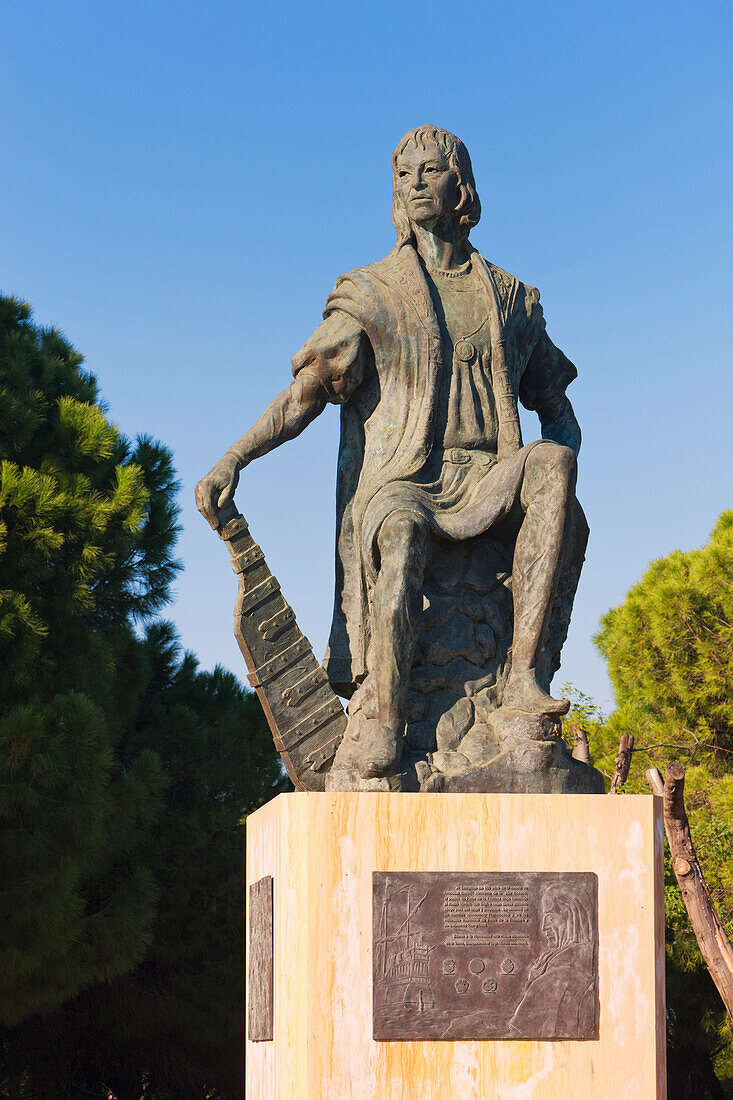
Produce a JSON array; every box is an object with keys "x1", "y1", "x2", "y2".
[{"x1": 454, "y1": 338, "x2": 475, "y2": 363}]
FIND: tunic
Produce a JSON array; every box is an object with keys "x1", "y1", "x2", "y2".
[
  {"x1": 428, "y1": 258, "x2": 499, "y2": 450},
  {"x1": 291, "y1": 243, "x2": 579, "y2": 696}
]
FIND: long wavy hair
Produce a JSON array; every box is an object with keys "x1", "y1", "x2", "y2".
[
  {"x1": 391, "y1": 125, "x2": 481, "y2": 249},
  {"x1": 540, "y1": 883, "x2": 594, "y2": 949}
]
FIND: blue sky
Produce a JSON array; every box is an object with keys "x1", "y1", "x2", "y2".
[{"x1": 2, "y1": 0, "x2": 731, "y2": 710}]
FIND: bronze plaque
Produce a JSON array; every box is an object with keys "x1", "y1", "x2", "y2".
[
  {"x1": 248, "y1": 876, "x2": 273, "y2": 1041},
  {"x1": 373, "y1": 871, "x2": 598, "y2": 1041}
]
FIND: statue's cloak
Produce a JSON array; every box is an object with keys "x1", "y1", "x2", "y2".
[{"x1": 292, "y1": 244, "x2": 575, "y2": 697}]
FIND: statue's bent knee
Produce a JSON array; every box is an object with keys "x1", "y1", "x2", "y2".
[
  {"x1": 377, "y1": 511, "x2": 428, "y2": 553},
  {"x1": 530, "y1": 441, "x2": 577, "y2": 484}
]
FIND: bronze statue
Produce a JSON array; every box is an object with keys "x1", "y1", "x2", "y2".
[{"x1": 197, "y1": 125, "x2": 601, "y2": 794}]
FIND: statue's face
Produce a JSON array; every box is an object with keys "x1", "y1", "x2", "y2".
[
  {"x1": 395, "y1": 140, "x2": 459, "y2": 230},
  {"x1": 540, "y1": 897, "x2": 565, "y2": 947}
]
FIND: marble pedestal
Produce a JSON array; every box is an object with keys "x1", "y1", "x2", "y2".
[{"x1": 245, "y1": 793, "x2": 666, "y2": 1099}]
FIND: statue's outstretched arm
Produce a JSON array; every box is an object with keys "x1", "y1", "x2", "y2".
[
  {"x1": 226, "y1": 369, "x2": 328, "y2": 465},
  {"x1": 195, "y1": 371, "x2": 328, "y2": 529}
]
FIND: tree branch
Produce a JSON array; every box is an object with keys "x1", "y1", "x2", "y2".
[{"x1": 646, "y1": 762, "x2": 733, "y2": 1018}]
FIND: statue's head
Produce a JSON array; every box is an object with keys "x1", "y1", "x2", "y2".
[
  {"x1": 540, "y1": 884, "x2": 594, "y2": 950},
  {"x1": 392, "y1": 125, "x2": 481, "y2": 248}
]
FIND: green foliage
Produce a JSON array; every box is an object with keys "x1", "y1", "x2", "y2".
[
  {"x1": 0, "y1": 692, "x2": 162, "y2": 1025},
  {"x1": 592, "y1": 514, "x2": 733, "y2": 1097},
  {"x1": 1, "y1": 630, "x2": 283, "y2": 1099},
  {"x1": 0, "y1": 295, "x2": 177, "y2": 1024},
  {"x1": 0, "y1": 296, "x2": 287, "y2": 1097},
  {"x1": 595, "y1": 512, "x2": 733, "y2": 765}
]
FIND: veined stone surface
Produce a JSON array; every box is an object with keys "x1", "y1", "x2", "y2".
[{"x1": 245, "y1": 792, "x2": 666, "y2": 1099}]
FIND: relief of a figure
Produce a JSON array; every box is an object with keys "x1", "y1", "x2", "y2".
[{"x1": 509, "y1": 882, "x2": 596, "y2": 1038}]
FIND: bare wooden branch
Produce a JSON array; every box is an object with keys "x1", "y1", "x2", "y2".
[
  {"x1": 610, "y1": 733, "x2": 634, "y2": 793},
  {"x1": 570, "y1": 723, "x2": 590, "y2": 763},
  {"x1": 647, "y1": 761, "x2": 733, "y2": 1018}
]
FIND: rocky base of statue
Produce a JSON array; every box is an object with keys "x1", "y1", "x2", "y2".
[
  {"x1": 326, "y1": 521, "x2": 600, "y2": 793},
  {"x1": 326, "y1": 706, "x2": 604, "y2": 794}
]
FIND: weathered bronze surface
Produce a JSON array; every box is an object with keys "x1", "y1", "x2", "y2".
[
  {"x1": 373, "y1": 871, "x2": 598, "y2": 1040},
  {"x1": 217, "y1": 503, "x2": 346, "y2": 789},
  {"x1": 197, "y1": 125, "x2": 604, "y2": 795},
  {"x1": 248, "y1": 876, "x2": 274, "y2": 1042}
]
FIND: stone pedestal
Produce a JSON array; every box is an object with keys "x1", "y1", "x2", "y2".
[{"x1": 246, "y1": 793, "x2": 666, "y2": 1099}]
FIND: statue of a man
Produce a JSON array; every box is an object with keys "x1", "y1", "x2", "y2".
[{"x1": 197, "y1": 125, "x2": 584, "y2": 782}]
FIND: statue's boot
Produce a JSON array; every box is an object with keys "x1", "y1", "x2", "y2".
[
  {"x1": 358, "y1": 723, "x2": 404, "y2": 779},
  {"x1": 502, "y1": 669, "x2": 570, "y2": 717}
]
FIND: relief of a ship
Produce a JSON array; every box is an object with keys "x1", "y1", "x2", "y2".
[{"x1": 375, "y1": 885, "x2": 436, "y2": 1012}]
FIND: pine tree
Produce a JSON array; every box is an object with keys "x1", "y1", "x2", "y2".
[
  {"x1": 0, "y1": 296, "x2": 287, "y2": 1097},
  {"x1": 1, "y1": 630, "x2": 283, "y2": 1099},
  {"x1": 0, "y1": 295, "x2": 175, "y2": 1023},
  {"x1": 596, "y1": 511, "x2": 733, "y2": 764},
  {"x1": 591, "y1": 514, "x2": 733, "y2": 1098}
]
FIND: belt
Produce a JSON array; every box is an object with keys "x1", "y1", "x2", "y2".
[{"x1": 441, "y1": 447, "x2": 498, "y2": 467}]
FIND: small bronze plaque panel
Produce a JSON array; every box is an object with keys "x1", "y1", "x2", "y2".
[
  {"x1": 373, "y1": 871, "x2": 598, "y2": 1041},
  {"x1": 248, "y1": 875, "x2": 273, "y2": 1042}
]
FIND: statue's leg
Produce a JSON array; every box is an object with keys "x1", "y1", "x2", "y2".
[
  {"x1": 360, "y1": 511, "x2": 429, "y2": 779},
  {"x1": 503, "y1": 442, "x2": 577, "y2": 716}
]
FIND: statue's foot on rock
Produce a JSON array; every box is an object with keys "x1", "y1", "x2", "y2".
[
  {"x1": 358, "y1": 724, "x2": 404, "y2": 779},
  {"x1": 502, "y1": 671, "x2": 570, "y2": 717}
]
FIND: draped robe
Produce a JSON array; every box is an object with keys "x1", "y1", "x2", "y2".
[{"x1": 291, "y1": 243, "x2": 579, "y2": 697}]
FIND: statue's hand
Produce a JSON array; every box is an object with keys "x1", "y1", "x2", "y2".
[{"x1": 195, "y1": 452, "x2": 243, "y2": 530}]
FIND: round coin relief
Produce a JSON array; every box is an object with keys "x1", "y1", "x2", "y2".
[
  {"x1": 454, "y1": 338, "x2": 475, "y2": 362},
  {"x1": 468, "y1": 958, "x2": 485, "y2": 975},
  {"x1": 482, "y1": 978, "x2": 498, "y2": 994},
  {"x1": 500, "y1": 958, "x2": 515, "y2": 975},
  {"x1": 455, "y1": 979, "x2": 469, "y2": 995}
]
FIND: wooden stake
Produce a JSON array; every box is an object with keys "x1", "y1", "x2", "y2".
[
  {"x1": 610, "y1": 733, "x2": 634, "y2": 793},
  {"x1": 646, "y1": 763, "x2": 733, "y2": 1018},
  {"x1": 570, "y1": 723, "x2": 590, "y2": 763}
]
